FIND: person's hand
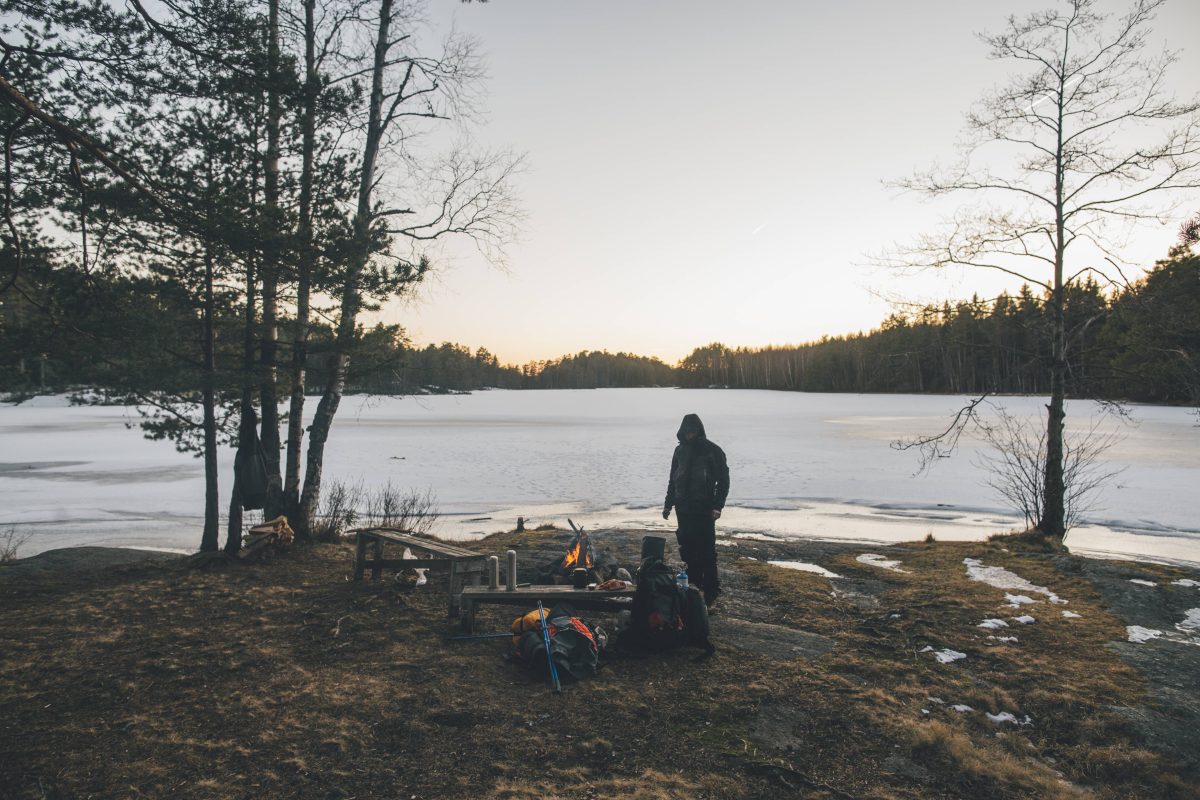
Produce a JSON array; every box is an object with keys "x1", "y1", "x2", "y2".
[
  {"x1": 712, "y1": 509, "x2": 722, "y2": 520},
  {"x1": 662, "y1": 509, "x2": 670, "y2": 521}
]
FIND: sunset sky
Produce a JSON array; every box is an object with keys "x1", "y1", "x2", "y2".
[{"x1": 379, "y1": 0, "x2": 1200, "y2": 365}]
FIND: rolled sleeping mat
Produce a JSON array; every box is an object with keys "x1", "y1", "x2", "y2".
[{"x1": 640, "y1": 535, "x2": 666, "y2": 562}]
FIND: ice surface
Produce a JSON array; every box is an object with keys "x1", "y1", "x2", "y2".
[
  {"x1": 1173, "y1": 579, "x2": 1199, "y2": 588},
  {"x1": 1177, "y1": 609, "x2": 1200, "y2": 634},
  {"x1": 1129, "y1": 579, "x2": 1158, "y2": 587},
  {"x1": 1127, "y1": 626, "x2": 1163, "y2": 643},
  {"x1": 978, "y1": 618, "x2": 1009, "y2": 629},
  {"x1": 3, "y1": 389, "x2": 1199, "y2": 559},
  {"x1": 963, "y1": 559, "x2": 1067, "y2": 604},
  {"x1": 768, "y1": 560, "x2": 842, "y2": 579},
  {"x1": 855, "y1": 553, "x2": 909, "y2": 572}
]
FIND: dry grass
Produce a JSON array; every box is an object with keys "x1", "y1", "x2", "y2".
[{"x1": 0, "y1": 532, "x2": 1194, "y2": 799}]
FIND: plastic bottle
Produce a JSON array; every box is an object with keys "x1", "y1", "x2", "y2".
[{"x1": 676, "y1": 568, "x2": 688, "y2": 591}]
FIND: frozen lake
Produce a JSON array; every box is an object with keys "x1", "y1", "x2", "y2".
[{"x1": 2, "y1": 389, "x2": 1198, "y2": 566}]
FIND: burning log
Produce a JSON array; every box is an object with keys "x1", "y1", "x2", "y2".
[{"x1": 532, "y1": 519, "x2": 620, "y2": 585}]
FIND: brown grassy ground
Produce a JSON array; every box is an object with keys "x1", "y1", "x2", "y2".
[{"x1": 0, "y1": 530, "x2": 1196, "y2": 799}]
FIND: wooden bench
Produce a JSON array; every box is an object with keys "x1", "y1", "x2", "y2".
[
  {"x1": 350, "y1": 528, "x2": 487, "y2": 618},
  {"x1": 459, "y1": 585, "x2": 636, "y2": 632}
]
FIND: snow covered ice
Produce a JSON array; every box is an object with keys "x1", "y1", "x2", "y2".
[{"x1": 3, "y1": 389, "x2": 1199, "y2": 560}]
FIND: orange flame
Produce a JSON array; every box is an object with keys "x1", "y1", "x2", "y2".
[{"x1": 561, "y1": 535, "x2": 593, "y2": 570}]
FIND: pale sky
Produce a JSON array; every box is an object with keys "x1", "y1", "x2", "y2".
[{"x1": 378, "y1": 0, "x2": 1200, "y2": 365}]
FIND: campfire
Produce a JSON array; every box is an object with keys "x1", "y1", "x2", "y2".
[
  {"x1": 561, "y1": 528, "x2": 594, "y2": 572},
  {"x1": 533, "y1": 520, "x2": 615, "y2": 585}
]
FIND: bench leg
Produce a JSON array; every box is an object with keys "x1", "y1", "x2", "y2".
[
  {"x1": 353, "y1": 534, "x2": 367, "y2": 582},
  {"x1": 371, "y1": 538, "x2": 384, "y2": 581},
  {"x1": 462, "y1": 597, "x2": 475, "y2": 632},
  {"x1": 448, "y1": 560, "x2": 460, "y2": 619}
]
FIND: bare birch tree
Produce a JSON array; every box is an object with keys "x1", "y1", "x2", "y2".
[
  {"x1": 294, "y1": 0, "x2": 521, "y2": 536},
  {"x1": 888, "y1": 0, "x2": 1200, "y2": 540}
]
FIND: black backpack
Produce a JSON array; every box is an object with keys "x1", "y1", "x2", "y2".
[
  {"x1": 629, "y1": 557, "x2": 685, "y2": 649},
  {"x1": 515, "y1": 603, "x2": 602, "y2": 682}
]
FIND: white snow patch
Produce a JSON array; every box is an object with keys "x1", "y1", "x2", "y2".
[
  {"x1": 951, "y1": 704, "x2": 974, "y2": 713},
  {"x1": 986, "y1": 712, "x2": 1032, "y2": 726},
  {"x1": 1172, "y1": 579, "x2": 1199, "y2": 588},
  {"x1": 963, "y1": 559, "x2": 1066, "y2": 604},
  {"x1": 768, "y1": 560, "x2": 842, "y2": 579},
  {"x1": 1062, "y1": 610, "x2": 1082, "y2": 619},
  {"x1": 1176, "y1": 608, "x2": 1200, "y2": 634},
  {"x1": 978, "y1": 618, "x2": 1009, "y2": 629},
  {"x1": 856, "y1": 553, "x2": 909, "y2": 573},
  {"x1": 1012, "y1": 615, "x2": 1036, "y2": 624},
  {"x1": 927, "y1": 697, "x2": 945, "y2": 704},
  {"x1": 1004, "y1": 593, "x2": 1037, "y2": 607},
  {"x1": 1127, "y1": 625, "x2": 1163, "y2": 643},
  {"x1": 932, "y1": 649, "x2": 967, "y2": 664},
  {"x1": 996, "y1": 636, "x2": 1018, "y2": 643},
  {"x1": 1129, "y1": 579, "x2": 1158, "y2": 587},
  {"x1": 919, "y1": 646, "x2": 933, "y2": 653}
]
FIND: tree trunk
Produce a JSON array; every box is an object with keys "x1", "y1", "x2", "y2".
[
  {"x1": 1039, "y1": 71, "x2": 1069, "y2": 541},
  {"x1": 283, "y1": 0, "x2": 317, "y2": 523},
  {"x1": 1040, "y1": 289, "x2": 1068, "y2": 538},
  {"x1": 296, "y1": 0, "x2": 394, "y2": 535},
  {"x1": 200, "y1": 246, "x2": 220, "y2": 552},
  {"x1": 259, "y1": 0, "x2": 284, "y2": 517}
]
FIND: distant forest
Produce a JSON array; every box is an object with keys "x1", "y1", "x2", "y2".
[{"x1": 2, "y1": 247, "x2": 1196, "y2": 405}]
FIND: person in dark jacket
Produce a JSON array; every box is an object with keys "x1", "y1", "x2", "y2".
[{"x1": 662, "y1": 413, "x2": 729, "y2": 608}]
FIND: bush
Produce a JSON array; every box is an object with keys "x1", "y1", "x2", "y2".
[
  {"x1": 1, "y1": 526, "x2": 32, "y2": 563},
  {"x1": 311, "y1": 480, "x2": 439, "y2": 543}
]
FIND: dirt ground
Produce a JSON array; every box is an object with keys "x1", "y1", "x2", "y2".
[{"x1": 1, "y1": 527, "x2": 1198, "y2": 799}]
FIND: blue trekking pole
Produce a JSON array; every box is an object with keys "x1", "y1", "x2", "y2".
[{"x1": 537, "y1": 601, "x2": 562, "y2": 693}]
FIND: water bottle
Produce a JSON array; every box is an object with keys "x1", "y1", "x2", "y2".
[{"x1": 676, "y1": 568, "x2": 688, "y2": 591}]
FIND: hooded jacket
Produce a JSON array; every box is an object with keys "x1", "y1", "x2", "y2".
[{"x1": 664, "y1": 414, "x2": 730, "y2": 515}]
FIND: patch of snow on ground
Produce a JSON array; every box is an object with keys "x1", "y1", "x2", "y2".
[
  {"x1": 1173, "y1": 579, "x2": 1199, "y2": 588},
  {"x1": 1062, "y1": 611, "x2": 1082, "y2": 619},
  {"x1": 1129, "y1": 579, "x2": 1158, "y2": 587},
  {"x1": 964, "y1": 559, "x2": 1067, "y2": 604},
  {"x1": 768, "y1": 560, "x2": 842, "y2": 579},
  {"x1": 855, "y1": 553, "x2": 909, "y2": 573},
  {"x1": 1005, "y1": 593, "x2": 1037, "y2": 607},
  {"x1": 1127, "y1": 625, "x2": 1163, "y2": 643},
  {"x1": 996, "y1": 636, "x2": 1018, "y2": 642},
  {"x1": 932, "y1": 649, "x2": 967, "y2": 664},
  {"x1": 1177, "y1": 608, "x2": 1200, "y2": 634},
  {"x1": 978, "y1": 618, "x2": 1009, "y2": 629},
  {"x1": 951, "y1": 704, "x2": 974, "y2": 713},
  {"x1": 1012, "y1": 615, "x2": 1036, "y2": 624},
  {"x1": 986, "y1": 712, "x2": 1032, "y2": 726}
]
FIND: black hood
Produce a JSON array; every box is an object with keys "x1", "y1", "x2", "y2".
[{"x1": 676, "y1": 413, "x2": 706, "y2": 442}]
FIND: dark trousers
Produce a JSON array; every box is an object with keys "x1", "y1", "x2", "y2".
[{"x1": 675, "y1": 511, "x2": 719, "y2": 605}]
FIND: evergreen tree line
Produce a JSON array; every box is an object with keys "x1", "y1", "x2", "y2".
[
  {"x1": 677, "y1": 250, "x2": 1199, "y2": 405},
  {"x1": 5, "y1": 246, "x2": 1195, "y2": 404}
]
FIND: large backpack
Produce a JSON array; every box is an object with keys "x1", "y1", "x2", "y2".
[
  {"x1": 628, "y1": 557, "x2": 685, "y2": 650},
  {"x1": 514, "y1": 603, "x2": 602, "y2": 682}
]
